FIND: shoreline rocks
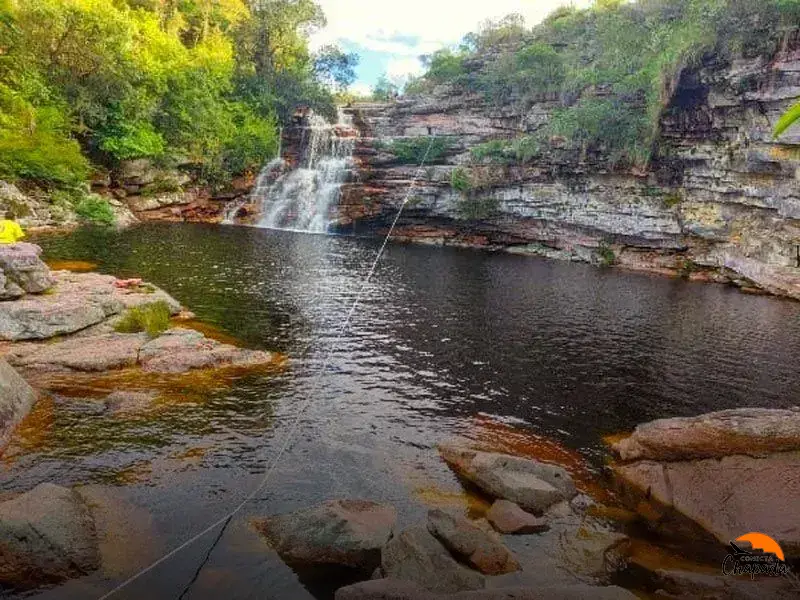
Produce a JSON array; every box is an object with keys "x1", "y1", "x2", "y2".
[
  {"x1": 485, "y1": 501, "x2": 548, "y2": 535},
  {"x1": 0, "y1": 270, "x2": 181, "y2": 341},
  {"x1": 609, "y1": 408, "x2": 800, "y2": 559}
]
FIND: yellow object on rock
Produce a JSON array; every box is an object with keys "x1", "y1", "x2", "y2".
[{"x1": 0, "y1": 220, "x2": 25, "y2": 244}]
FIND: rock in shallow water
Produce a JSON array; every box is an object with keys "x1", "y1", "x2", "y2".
[
  {"x1": 381, "y1": 525, "x2": 486, "y2": 594},
  {"x1": 485, "y1": 501, "x2": 548, "y2": 535},
  {"x1": 7, "y1": 327, "x2": 274, "y2": 375},
  {"x1": 0, "y1": 358, "x2": 36, "y2": 451},
  {"x1": 0, "y1": 483, "x2": 100, "y2": 589},
  {"x1": 427, "y1": 509, "x2": 519, "y2": 576},
  {"x1": 439, "y1": 444, "x2": 576, "y2": 514},
  {"x1": 255, "y1": 499, "x2": 397, "y2": 573}
]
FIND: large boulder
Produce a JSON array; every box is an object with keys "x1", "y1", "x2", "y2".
[
  {"x1": 612, "y1": 407, "x2": 800, "y2": 461},
  {"x1": 613, "y1": 452, "x2": 800, "y2": 558},
  {"x1": 0, "y1": 359, "x2": 36, "y2": 451},
  {"x1": 255, "y1": 499, "x2": 396, "y2": 573},
  {"x1": 0, "y1": 483, "x2": 100, "y2": 589},
  {"x1": 439, "y1": 444, "x2": 576, "y2": 514},
  {"x1": 381, "y1": 525, "x2": 486, "y2": 594},
  {"x1": 610, "y1": 408, "x2": 800, "y2": 559},
  {"x1": 426, "y1": 510, "x2": 519, "y2": 575},
  {"x1": 0, "y1": 243, "x2": 54, "y2": 300},
  {"x1": 0, "y1": 271, "x2": 181, "y2": 341}
]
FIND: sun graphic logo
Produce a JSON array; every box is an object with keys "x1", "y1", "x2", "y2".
[{"x1": 722, "y1": 532, "x2": 792, "y2": 580}]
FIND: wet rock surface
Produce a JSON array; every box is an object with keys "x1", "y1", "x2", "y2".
[
  {"x1": 0, "y1": 359, "x2": 36, "y2": 451},
  {"x1": 0, "y1": 483, "x2": 100, "y2": 589},
  {"x1": 255, "y1": 499, "x2": 397, "y2": 573},
  {"x1": 439, "y1": 444, "x2": 576, "y2": 514},
  {"x1": 0, "y1": 243, "x2": 54, "y2": 300}
]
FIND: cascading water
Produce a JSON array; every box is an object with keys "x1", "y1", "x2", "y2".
[{"x1": 257, "y1": 109, "x2": 356, "y2": 233}]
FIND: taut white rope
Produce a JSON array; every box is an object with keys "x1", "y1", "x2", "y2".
[{"x1": 97, "y1": 134, "x2": 438, "y2": 600}]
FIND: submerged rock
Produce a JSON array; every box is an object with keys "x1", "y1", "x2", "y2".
[
  {"x1": 612, "y1": 407, "x2": 800, "y2": 461},
  {"x1": 0, "y1": 271, "x2": 181, "y2": 341},
  {"x1": 381, "y1": 525, "x2": 486, "y2": 594},
  {"x1": 485, "y1": 500, "x2": 548, "y2": 535},
  {"x1": 0, "y1": 483, "x2": 100, "y2": 589},
  {"x1": 427, "y1": 509, "x2": 519, "y2": 576},
  {"x1": 439, "y1": 444, "x2": 576, "y2": 514},
  {"x1": 0, "y1": 243, "x2": 54, "y2": 300},
  {"x1": 0, "y1": 358, "x2": 37, "y2": 451},
  {"x1": 255, "y1": 499, "x2": 397, "y2": 573}
]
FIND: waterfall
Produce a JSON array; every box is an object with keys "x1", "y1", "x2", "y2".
[{"x1": 257, "y1": 109, "x2": 356, "y2": 233}]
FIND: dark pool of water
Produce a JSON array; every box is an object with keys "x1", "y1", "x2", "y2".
[{"x1": 4, "y1": 223, "x2": 800, "y2": 599}]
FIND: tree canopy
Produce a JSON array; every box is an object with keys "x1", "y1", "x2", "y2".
[{"x1": 0, "y1": 0, "x2": 356, "y2": 189}]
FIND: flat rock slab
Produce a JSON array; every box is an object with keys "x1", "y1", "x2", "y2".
[
  {"x1": 7, "y1": 327, "x2": 274, "y2": 375},
  {"x1": 439, "y1": 444, "x2": 576, "y2": 514},
  {"x1": 256, "y1": 499, "x2": 397, "y2": 572},
  {"x1": 381, "y1": 525, "x2": 486, "y2": 594},
  {"x1": 614, "y1": 452, "x2": 800, "y2": 557},
  {"x1": 336, "y1": 580, "x2": 638, "y2": 600},
  {"x1": 0, "y1": 483, "x2": 100, "y2": 589},
  {"x1": 486, "y1": 501, "x2": 548, "y2": 535},
  {"x1": 427, "y1": 509, "x2": 519, "y2": 575},
  {"x1": 612, "y1": 407, "x2": 800, "y2": 461},
  {"x1": 0, "y1": 243, "x2": 54, "y2": 300},
  {"x1": 0, "y1": 358, "x2": 36, "y2": 452},
  {"x1": 0, "y1": 271, "x2": 181, "y2": 341}
]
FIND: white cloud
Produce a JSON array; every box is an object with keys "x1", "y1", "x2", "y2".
[
  {"x1": 349, "y1": 81, "x2": 374, "y2": 96},
  {"x1": 386, "y1": 57, "x2": 425, "y2": 85},
  {"x1": 311, "y1": 0, "x2": 591, "y2": 55}
]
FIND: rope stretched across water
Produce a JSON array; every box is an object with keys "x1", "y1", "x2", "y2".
[{"x1": 97, "y1": 134, "x2": 437, "y2": 600}]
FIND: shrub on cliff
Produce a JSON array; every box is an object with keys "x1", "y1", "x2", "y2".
[{"x1": 383, "y1": 137, "x2": 452, "y2": 165}]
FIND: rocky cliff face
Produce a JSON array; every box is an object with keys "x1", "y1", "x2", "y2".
[{"x1": 326, "y1": 36, "x2": 800, "y2": 299}]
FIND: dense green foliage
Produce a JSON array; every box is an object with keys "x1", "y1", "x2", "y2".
[
  {"x1": 382, "y1": 137, "x2": 452, "y2": 164},
  {"x1": 411, "y1": 0, "x2": 800, "y2": 168},
  {"x1": 0, "y1": 0, "x2": 355, "y2": 190},
  {"x1": 115, "y1": 300, "x2": 172, "y2": 338}
]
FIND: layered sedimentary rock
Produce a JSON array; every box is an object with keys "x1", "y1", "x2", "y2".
[{"x1": 318, "y1": 36, "x2": 800, "y2": 299}]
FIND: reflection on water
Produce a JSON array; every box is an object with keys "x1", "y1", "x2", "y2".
[{"x1": 2, "y1": 223, "x2": 799, "y2": 599}]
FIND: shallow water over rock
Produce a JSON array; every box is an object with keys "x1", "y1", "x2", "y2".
[{"x1": 3, "y1": 223, "x2": 800, "y2": 598}]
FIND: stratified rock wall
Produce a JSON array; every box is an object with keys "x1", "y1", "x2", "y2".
[{"x1": 330, "y1": 35, "x2": 800, "y2": 299}]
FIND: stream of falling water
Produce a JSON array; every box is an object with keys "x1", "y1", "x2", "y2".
[{"x1": 257, "y1": 110, "x2": 357, "y2": 233}]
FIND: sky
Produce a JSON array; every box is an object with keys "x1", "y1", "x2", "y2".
[{"x1": 310, "y1": 0, "x2": 592, "y2": 94}]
